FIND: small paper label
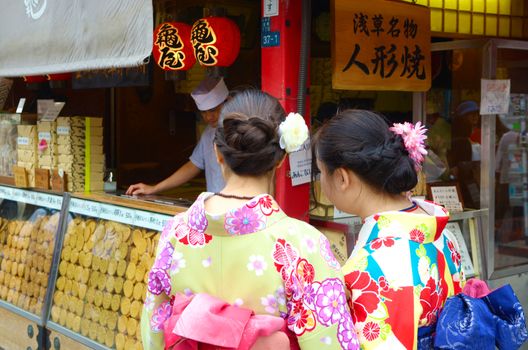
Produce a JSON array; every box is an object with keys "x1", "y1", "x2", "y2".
[
  {"x1": 17, "y1": 137, "x2": 29, "y2": 145},
  {"x1": 263, "y1": 0, "x2": 279, "y2": 16},
  {"x1": 57, "y1": 126, "x2": 70, "y2": 135},
  {"x1": 16, "y1": 98, "x2": 26, "y2": 113},
  {"x1": 481, "y1": 79, "x2": 511, "y2": 115},
  {"x1": 289, "y1": 140, "x2": 312, "y2": 186},
  {"x1": 38, "y1": 132, "x2": 52, "y2": 141}
]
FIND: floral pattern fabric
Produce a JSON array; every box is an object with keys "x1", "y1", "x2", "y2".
[
  {"x1": 342, "y1": 199, "x2": 464, "y2": 350},
  {"x1": 141, "y1": 192, "x2": 359, "y2": 350}
]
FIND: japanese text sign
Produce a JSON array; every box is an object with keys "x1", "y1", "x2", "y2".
[
  {"x1": 480, "y1": 79, "x2": 511, "y2": 115},
  {"x1": 333, "y1": 0, "x2": 431, "y2": 91}
]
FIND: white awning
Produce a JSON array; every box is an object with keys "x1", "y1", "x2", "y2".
[{"x1": 0, "y1": 0, "x2": 153, "y2": 77}]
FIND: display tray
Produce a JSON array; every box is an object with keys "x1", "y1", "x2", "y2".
[
  {"x1": 47, "y1": 195, "x2": 172, "y2": 350},
  {"x1": 0, "y1": 186, "x2": 64, "y2": 324}
]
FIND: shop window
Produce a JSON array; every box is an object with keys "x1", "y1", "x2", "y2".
[
  {"x1": 494, "y1": 48, "x2": 528, "y2": 270},
  {"x1": 399, "y1": 0, "x2": 528, "y2": 38}
]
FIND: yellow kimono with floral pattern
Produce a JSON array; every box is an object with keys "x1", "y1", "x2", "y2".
[{"x1": 141, "y1": 193, "x2": 359, "y2": 350}]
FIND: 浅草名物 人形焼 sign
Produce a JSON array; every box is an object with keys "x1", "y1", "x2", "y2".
[{"x1": 332, "y1": 0, "x2": 431, "y2": 92}]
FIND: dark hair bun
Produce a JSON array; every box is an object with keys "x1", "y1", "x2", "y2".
[
  {"x1": 215, "y1": 90, "x2": 286, "y2": 176},
  {"x1": 314, "y1": 110, "x2": 418, "y2": 194}
]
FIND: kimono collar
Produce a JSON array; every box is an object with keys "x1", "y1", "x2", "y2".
[
  {"x1": 356, "y1": 199, "x2": 450, "y2": 249},
  {"x1": 184, "y1": 192, "x2": 286, "y2": 237}
]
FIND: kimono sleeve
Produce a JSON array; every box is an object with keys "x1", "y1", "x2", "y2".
[
  {"x1": 276, "y1": 231, "x2": 360, "y2": 350},
  {"x1": 141, "y1": 218, "x2": 178, "y2": 350}
]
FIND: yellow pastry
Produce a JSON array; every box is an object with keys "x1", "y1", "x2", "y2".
[
  {"x1": 133, "y1": 283, "x2": 144, "y2": 301},
  {"x1": 92, "y1": 256, "x2": 100, "y2": 272},
  {"x1": 117, "y1": 243, "x2": 128, "y2": 261},
  {"x1": 81, "y1": 318, "x2": 91, "y2": 337},
  {"x1": 64, "y1": 277, "x2": 72, "y2": 293},
  {"x1": 130, "y1": 300, "x2": 141, "y2": 319},
  {"x1": 75, "y1": 265, "x2": 83, "y2": 282},
  {"x1": 105, "y1": 328, "x2": 114, "y2": 348},
  {"x1": 105, "y1": 276, "x2": 115, "y2": 293},
  {"x1": 88, "y1": 320, "x2": 98, "y2": 340},
  {"x1": 66, "y1": 263, "x2": 75, "y2": 280},
  {"x1": 70, "y1": 249, "x2": 79, "y2": 265},
  {"x1": 99, "y1": 258, "x2": 109, "y2": 274},
  {"x1": 115, "y1": 333, "x2": 125, "y2": 350},
  {"x1": 72, "y1": 315, "x2": 81, "y2": 333},
  {"x1": 82, "y1": 252, "x2": 92, "y2": 268},
  {"x1": 129, "y1": 248, "x2": 139, "y2": 264},
  {"x1": 118, "y1": 315, "x2": 127, "y2": 333},
  {"x1": 123, "y1": 280, "x2": 134, "y2": 298},
  {"x1": 51, "y1": 305, "x2": 60, "y2": 323},
  {"x1": 53, "y1": 291, "x2": 64, "y2": 307},
  {"x1": 97, "y1": 274, "x2": 106, "y2": 291},
  {"x1": 59, "y1": 307, "x2": 68, "y2": 326},
  {"x1": 117, "y1": 259, "x2": 126, "y2": 277},
  {"x1": 75, "y1": 298, "x2": 84, "y2": 316},
  {"x1": 86, "y1": 288, "x2": 95, "y2": 304},
  {"x1": 71, "y1": 280, "x2": 79, "y2": 297},
  {"x1": 80, "y1": 268, "x2": 90, "y2": 284},
  {"x1": 114, "y1": 277, "x2": 124, "y2": 294},
  {"x1": 103, "y1": 292, "x2": 112, "y2": 310},
  {"x1": 107, "y1": 309, "x2": 118, "y2": 329},
  {"x1": 107, "y1": 260, "x2": 117, "y2": 276},
  {"x1": 127, "y1": 317, "x2": 137, "y2": 336},
  {"x1": 89, "y1": 270, "x2": 99, "y2": 288},
  {"x1": 120, "y1": 297, "x2": 131, "y2": 316},
  {"x1": 126, "y1": 263, "x2": 136, "y2": 281},
  {"x1": 78, "y1": 283, "x2": 87, "y2": 300},
  {"x1": 97, "y1": 324, "x2": 106, "y2": 344},
  {"x1": 94, "y1": 290, "x2": 103, "y2": 307},
  {"x1": 124, "y1": 338, "x2": 135, "y2": 350}
]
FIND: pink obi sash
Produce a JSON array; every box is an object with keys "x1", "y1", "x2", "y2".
[{"x1": 163, "y1": 293, "x2": 299, "y2": 350}]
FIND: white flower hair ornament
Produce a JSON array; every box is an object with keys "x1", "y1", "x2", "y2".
[
  {"x1": 389, "y1": 121, "x2": 428, "y2": 171},
  {"x1": 278, "y1": 112, "x2": 309, "y2": 153}
]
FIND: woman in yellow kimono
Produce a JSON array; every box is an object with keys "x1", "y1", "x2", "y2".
[
  {"x1": 141, "y1": 90, "x2": 359, "y2": 350},
  {"x1": 313, "y1": 110, "x2": 464, "y2": 350}
]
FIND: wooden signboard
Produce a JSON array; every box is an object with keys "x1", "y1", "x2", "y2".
[
  {"x1": 332, "y1": 0, "x2": 431, "y2": 91},
  {"x1": 35, "y1": 168, "x2": 50, "y2": 189},
  {"x1": 12, "y1": 165, "x2": 28, "y2": 187}
]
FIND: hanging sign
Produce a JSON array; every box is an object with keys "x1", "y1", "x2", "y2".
[
  {"x1": 153, "y1": 22, "x2": 196, "y2": 71},
  {"x1": 333, "y1": 0, "x2": 431, "y2": 91},
  {"x1": 191, "y1": 17, "x2": 241, "y2": 67}
]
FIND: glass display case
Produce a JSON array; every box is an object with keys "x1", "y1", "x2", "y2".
[
  {"x1": 0, "y1": 185, "x2": 185, "y2": 350},
  {"x1": 46, "y1": 194, "x2": 173, "y2": 350},
  {"x1": 0, "y1": 185, "x2": 64, "y2": 349}
]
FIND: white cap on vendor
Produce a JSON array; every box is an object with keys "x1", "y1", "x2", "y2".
[{"x1": 191, "y1": 77, "x2": 229, "y2": 111}]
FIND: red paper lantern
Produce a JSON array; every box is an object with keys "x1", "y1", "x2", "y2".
[
  {"x1": 153, "y1": 22, "x2": 196, "y2": 71},
  {"x1": 191, "y1": 17, "x2": 241, "y2": 67},
  {"x1": 47, "y1": 73, "x2": 72, "y2": 81},
  {"x1": 23, "y1": 75, "x2": 47, "y2": 83}
]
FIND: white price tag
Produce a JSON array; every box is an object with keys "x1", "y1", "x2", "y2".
[
  {"x1": 57, "y1": 126, "x2": 70, "y2": 135},
  {"x1": 17, "y1": 137, "x2": 29, "y2": 146},
  {"x1": 16, "y1": 98, "x2": 26, "y2": 113},
  {"x1": 134, "y1": 210, "x2": 171, "y2": 231},
  {"x1": 38, "y1": 132, "x2": 52, "y2": 141},
  {"x1": 70, "y1": 198, "x2": 101, "y2": 217},
  {"x1": 289, "y1": 140, "x2": 312, "y2": 186}
]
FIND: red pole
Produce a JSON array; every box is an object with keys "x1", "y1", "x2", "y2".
[{"x1": 261, "y1": 0, "x2": 310, "y2": 221}]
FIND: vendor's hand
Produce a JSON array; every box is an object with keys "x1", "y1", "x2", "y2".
[{"x1": 126, "y1": 183, "x2": 157, "y2": 196}]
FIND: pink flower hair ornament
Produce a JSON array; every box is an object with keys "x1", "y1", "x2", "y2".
[{"x1": 389, "y1": 121, "x2": 428, "y2": 171}]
